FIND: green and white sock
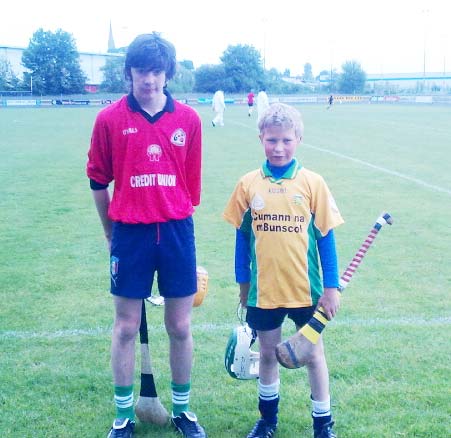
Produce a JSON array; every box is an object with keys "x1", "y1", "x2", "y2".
[
  {"x1": 114, "y1": 385, "x2": 134, "y2": 420},
  {"x1": 171, "y1": 381, "x2": 191, "y2": 416}
]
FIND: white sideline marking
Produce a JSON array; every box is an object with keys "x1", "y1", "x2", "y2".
[
  {"x1": 227, "y1": 120, "x2": 451, "y2": 196},
  {"x1": 1, "y1": 317, "x2": 450, "y2": 340},
  {"x1": 303, "y1": 143, "x2": 451, "y2": 196}
]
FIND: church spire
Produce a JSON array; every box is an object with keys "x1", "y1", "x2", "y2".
[{"x1": 108, "y1": 20, "x2": 115, "y2": 52}]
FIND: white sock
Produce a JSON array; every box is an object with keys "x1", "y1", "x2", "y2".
[
  {"x1": 311, "y1": 395, "x2": 331, "y2": 417},
  {"x1": 258, "y1": 379, "x2": 280, "y2": 401}
]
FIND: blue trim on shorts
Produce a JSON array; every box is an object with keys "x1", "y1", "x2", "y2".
[
  {"x1": 109, "y1": 217, "x2": 197, "y2": 299},
  {"x1": 246, "y1": 306, "x2": 316, "y2": 331}
]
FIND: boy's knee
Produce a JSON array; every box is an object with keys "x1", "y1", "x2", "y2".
[
  {"x1": 166, "y1": 320, "x2": 191, "y2": 341},
  {"x1": 114, "y1": 317, "x2": 140, "y2": 341},
  {"x1": 304, "y1": 346, "x2": 326, "y2": 367}
]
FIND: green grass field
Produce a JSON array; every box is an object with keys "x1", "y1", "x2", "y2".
[{"x1": 0, "y1": 102, "x2": 450, "y2": 437}]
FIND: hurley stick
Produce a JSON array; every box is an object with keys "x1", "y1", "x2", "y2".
[
  {"x1": 135, "y1": 300, "x2": 169, "y2": 425},
  {"x1": 276, "y1": 212, "x2": 393, "y2": 369}
]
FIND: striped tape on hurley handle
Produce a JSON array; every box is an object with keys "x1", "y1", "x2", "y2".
[{"x1": 299, "y1": 212, "x2": 394, "y2": 345}]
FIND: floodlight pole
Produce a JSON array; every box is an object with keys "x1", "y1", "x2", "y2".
[
  {"x1": 423, "y1": 37, "x2": 426, "y2": 91},
  {"x1": 422, "y1": 9, "x2": 429, "y2": 92},
  {"x1": 329, "y1": 43, "x2": 333, "y2": 92},
  {"x1": 262, "y1": 17, "x2": 267, "y2": 70}
]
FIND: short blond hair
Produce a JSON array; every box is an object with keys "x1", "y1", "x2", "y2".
[{"x1": 258, "y1": 103, "x2": 304, "y2": 139}]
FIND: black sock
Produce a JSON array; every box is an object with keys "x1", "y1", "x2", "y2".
[
  {"x1": 259, "y1": 397, "x2": 279, "y2": 425},
  {"x1": 312, "y1": 414, "x2": 332, "y2": 430}
]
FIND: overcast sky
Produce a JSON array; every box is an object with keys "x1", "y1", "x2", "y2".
[{"x1": 2, "y1": 0, "x2": 451, "y2": 76}]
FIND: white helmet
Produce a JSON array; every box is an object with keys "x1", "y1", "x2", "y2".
[{"x1": 224, "y1": 323, "x2": 259, "y2": 380}]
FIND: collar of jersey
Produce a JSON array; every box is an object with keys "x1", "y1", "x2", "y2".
[
  {"x1": 261, "y1": 158, "x2": 302, "y2": 184},
  {"x1": 127, "y1": 89, "x2": 174, "y2": 122}
]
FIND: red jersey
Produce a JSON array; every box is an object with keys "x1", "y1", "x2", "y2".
[
  {"x1": 87, "y1": 93, "x2": 202, "y2": 224},
  {"x1": 247, "y1": 92, "x2": 255, "y2": 104}
]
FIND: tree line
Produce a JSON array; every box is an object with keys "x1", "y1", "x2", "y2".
[{"x1": 0, "y1": 28, "x2": 367, "y2": 96}]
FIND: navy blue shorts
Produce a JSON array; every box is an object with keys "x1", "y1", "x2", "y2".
[
  {"x1": 246, "y1": 306, "x2": 315, "y2": 331},
  {"x1": 109, "y1": 217, "x2": 197, "y2": 299}
]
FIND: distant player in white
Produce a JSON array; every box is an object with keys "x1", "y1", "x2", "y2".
[
  {"x1": 256, "y1": 89, "x2": 270, "y2": 123},
  {"x1": 212, "y1": 90, "x2": 225, "y2": 126}
]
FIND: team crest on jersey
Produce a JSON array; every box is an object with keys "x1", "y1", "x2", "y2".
[
  {"x1": 147, "y1": 144, "x2": 162, "y2": 161},
  {"x1": 293, "y1": 194, "x2": 304, "y2": 205},
  {"x1": 171, "y1": 128, "x2": 186, "y2": 146},
  {"x1": 250, "y1": 193, "x2": 265, "y2": 211}
]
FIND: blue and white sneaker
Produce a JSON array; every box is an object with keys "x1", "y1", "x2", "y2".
[
  {"x1": 314, "y1": 421, "x2": 337, "y2": 438},
  {"x1": 171, "y1": 411, "x2": 207, "y2": 438},
  {"x1": 247, "y1": 418, "x2": 277, "y2": 438},
  {"x1": 107, "y1": 418, "x2": 135, "y2": 438}
]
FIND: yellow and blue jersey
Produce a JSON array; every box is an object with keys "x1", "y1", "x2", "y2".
[{"x1": 223, "y1": 159, "x2": 344, "y2": 309}]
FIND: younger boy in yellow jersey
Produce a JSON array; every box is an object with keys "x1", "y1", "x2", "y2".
[{"x1": 223, "y1": 103, "x2": 344, "y2": 438}]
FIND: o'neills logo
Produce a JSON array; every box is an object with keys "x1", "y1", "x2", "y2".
[
  {"x1": 122, "y1": 127, "x2": 138, "y2": 135},
  {"x1": 171, "y1": 128, "x2": 186, "y2": 146},
  {"x1": 147, "y1": 144, "x2": 162, "y2": 161}
]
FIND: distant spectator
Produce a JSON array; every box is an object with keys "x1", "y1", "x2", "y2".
[
  {"x1": 212, "y1": 90, "x2": 225, "y2": 127},
  {"x1": 256, "y1": 89, "x2": 270, "y2": 123},
  {"x1": 327, "y1": 94, "x2": 334, "y2": 109}
]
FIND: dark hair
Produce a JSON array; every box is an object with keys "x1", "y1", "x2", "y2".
[{"x1": 124, "y1": 32, "x2": 176, "y2": 81}]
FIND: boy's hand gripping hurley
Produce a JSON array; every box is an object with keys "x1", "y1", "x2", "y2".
[{"x1": 275, "y1": 212, "x2": 393, "y2": 369}]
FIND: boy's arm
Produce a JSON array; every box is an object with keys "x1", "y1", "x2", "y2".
[
  {"x1": 235, "y1": 228, "x2": 251, "y2": 307},
  {"x1": 239, "y1": 283, "x2": 250, "y2": 307},
  {"x1": 185, "y1": 116, "x2": 202, "y2": 206},
  {"x1": 317, "y1": 229, "x2": 341, "y2": 319},
  {"x1": 91, "y1": 186, "x2": 112, "y2": 250}
]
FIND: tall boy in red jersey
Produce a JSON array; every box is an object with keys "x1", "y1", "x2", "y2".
[{"x1": 87, "y1": 32, "x2": 206, "y2": 438}]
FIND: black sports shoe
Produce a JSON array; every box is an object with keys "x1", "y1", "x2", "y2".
[
  {"x1": 171, "y1": 411, "x2": 207, "y2": 438},
  {"x1": 247, "y1": 418, "x2": 277, "y2": 438},
  {"x1": 107, "y1": 418, "x2": 135, "y2": 438},
  {"x1": 314, "y1": 421, "x2": 337, "y2": 438}
]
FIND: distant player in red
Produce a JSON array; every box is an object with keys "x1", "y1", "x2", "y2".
[
  {"x1": 87, "y1": 32, "x2": 206, "y2": 438},
  {"x1": 247, "y1": 91, "x2": 255, "y2": 117}
]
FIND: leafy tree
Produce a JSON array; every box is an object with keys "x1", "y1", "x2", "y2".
[
  {"x1": 22, "y1": 28, "x2": 87, "y2": 95},
  {"x1": 194, "y1": 64, "x2": 232, "y2": 93},
  {"x1": 180, "y1": 60, "x2": 194, "y2": 70},
  {"x1": 264, "y1": 68, "x2": 284, "y2": 92},
  {"x1": 169, "y1": 63, "x2": 195, "y2": 93},
  {"x1": 100, "y1": 55, "x2": 126, "y2": 93},
  {"x1": 264, "y1": 68, "x2": 303, "y2": 94},
  {"x1": 338, "y1": 60, "x2": 366, "y2": 94},
  {"x1": 317, "y1": 69, "x2": 340, "y2": 92},
  {"x1": 0, "y1": 57, "x2": 21, "y2": 91},
  {"x1": 220, "y1": 44, "x2": 264, "y2": 92}
]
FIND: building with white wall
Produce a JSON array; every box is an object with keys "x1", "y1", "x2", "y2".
[{"x1": 0, "y1": 45, "x2": 123, "y2": 90}]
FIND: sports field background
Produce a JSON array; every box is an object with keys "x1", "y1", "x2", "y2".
[{"x1": 0, "y1": 102, "x2": 450, "y2": 437}]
